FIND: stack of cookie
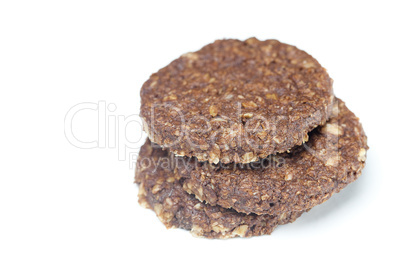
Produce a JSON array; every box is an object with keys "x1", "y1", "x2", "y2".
[{"x1": 135, "y1": 38, "x2": 368, "y2": 238}]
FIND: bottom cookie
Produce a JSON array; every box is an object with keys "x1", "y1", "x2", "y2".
[{"x1": 135, "y1": 140, "x2": 305, "y2": 239}]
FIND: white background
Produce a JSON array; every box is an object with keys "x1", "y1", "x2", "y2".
[{"x1": 1, "y1": 1, "x2": 401, "y2": 267}]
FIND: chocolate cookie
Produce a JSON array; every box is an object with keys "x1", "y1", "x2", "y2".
[
  {"x1": 140, "y1": 38, "x2": 334, "y2": 164},
  {"x1": 175, "y1": 98, "x2": 368, "y2": 215},
  {"x1": 135, "y1": 141, "x2": 305, "y2": 239}
]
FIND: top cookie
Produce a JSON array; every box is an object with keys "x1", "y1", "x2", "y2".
[{"x1": 140, "y1": 38, "x2": 334, "y2": 164}]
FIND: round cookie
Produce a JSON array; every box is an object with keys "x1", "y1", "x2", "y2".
[
  {"x1": 135, "y1": 140, "x2": 305, "y2": 239},
  {"x1": 140, "y1": 38, "x2": 334, "y2": 164},
  {"x1": 174, "y1": 98, "x2": 368, "y2": 215}
]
